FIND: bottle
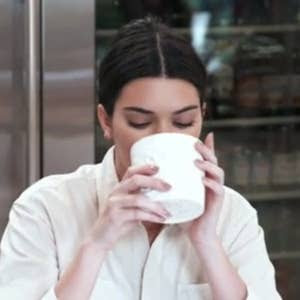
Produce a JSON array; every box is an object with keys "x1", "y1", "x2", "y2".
[
  {"x1": 234, "y1": 0, "x2": 270, "y2": 25},
  {"x1": 235, "y1": 74, "x2": 261, "y2": 117},
  {"x1": 294, "y1": 125, "x2": 300, "y2": 184},
  {"x1": 291, "y1": 41, "x2": 300, "y2": 114},
  {"x1": 231, "y1": 146, "x2": 251, "y2": 191},
  {"x1": 298, "y1": 0, "x2": 300, "y2": 23},
  {"x1": 278, "y1": 203, "x2": 291, "y2": 253},
  {"x1": 261, "y1": 75, "x2": 286, "y2": 116},
  {"x1": 295, "y1": 149, "x2": 300, "y2": 184},
  {"x1": 234, "y1": 34, "x2": 286, "y2": 117},
  {"x1": 195, "y1": 0, "x2": 234, "y2": 26},
  {"x1": 212, "y1": 62, "x2": 235, "y2": 118},
  {"x1": 251, "y1": 150, "x2": 271, "y2": 190},
  {"x1": 216, "y1": 144, "x2": 232, "y2": 186},
  {"x1": 270, "y1": 0, "x2": 298, "y2": 24},
  {"x1": 96, "y1": 0, "x2": 125, "y2": 29},
  {"x1": 271, "y1": 125, "x2": 295, "y2": 186}
]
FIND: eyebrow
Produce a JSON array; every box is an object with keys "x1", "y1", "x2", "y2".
[{"x1": 123, "y1": 105, "x2": 199, "y2": 115}]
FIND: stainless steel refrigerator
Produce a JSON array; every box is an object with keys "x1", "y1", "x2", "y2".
[{"x1": 0, "y1": 0, "x2": 95, "y2": 235}]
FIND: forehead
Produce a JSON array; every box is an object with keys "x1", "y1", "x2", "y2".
[{"x1": 115, "y1": 77, "x2": 200, "y2": 111}]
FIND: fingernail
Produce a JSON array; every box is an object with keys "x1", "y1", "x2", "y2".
[
  {"x1": 162, "y1": 182, "x2": 172, "y2": 189},
  {"x1": 195, "y1": 159, "x2": 202, "y2": 165},
  {"x1": 210, "y1": 132, "x2": 215, "y2": 154},
  {"x1": 194, "y1": 141, "x2": 201, "y2": 149},
  {"x1": 149, "y1": 165, "x2": 159, "y2": 171},
  {"x1": 163, "y1": 209, "x2": 172, "y2": 217},
  {"x1": 159, "y1": 215, "x2": 167, "y2": 222}
]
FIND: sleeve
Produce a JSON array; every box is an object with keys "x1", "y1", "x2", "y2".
[
  {"x1": 226, "y1": 196, "x2": 282, "y2": 300},
  {"x1": 0, "y1": 192, "x2": 59, "y2": 300}
]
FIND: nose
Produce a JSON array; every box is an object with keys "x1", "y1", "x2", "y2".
[{"x1": 152, "y1": 121, "x2": 174, "y2": 134}]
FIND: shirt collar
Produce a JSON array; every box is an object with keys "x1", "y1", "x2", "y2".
[{"x1": 96, "y1": 145, "x2": 119, "y2": 213}]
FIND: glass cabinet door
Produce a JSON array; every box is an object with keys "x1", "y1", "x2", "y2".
[{"x1": 95, "y1": 1, "x2": 300, "y2": 298}]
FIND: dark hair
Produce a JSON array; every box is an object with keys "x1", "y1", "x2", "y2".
[{"x1": 98, "y1": 15, "x2": 207, "y2": 116}]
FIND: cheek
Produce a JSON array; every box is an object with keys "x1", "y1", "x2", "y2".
[
  {"x1": 112, "y1": 125, "x2": 143, "y2": 161},
  {"x1": 114, "y1": 119, "x2": 149, "y2": 144},
  {"x1": 185, "y1": 121, "x2": 202, "y2": 138},
  {"x1": 194, "y1": 125, "x2": 202, "y2": 137},
  {"x1": 194, "y1": 119, "x2": 203, "y2": 136}
]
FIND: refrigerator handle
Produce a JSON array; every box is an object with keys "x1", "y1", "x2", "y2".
[{"x1": 25, "y1": 0, "x2": 41, "y2": 185}]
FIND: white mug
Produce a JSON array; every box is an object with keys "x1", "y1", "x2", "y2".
[{"x1": 130, "y1": 132, "x2": 205, "y2": 224}]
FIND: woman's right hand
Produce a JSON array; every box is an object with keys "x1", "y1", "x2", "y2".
[{"x1": 86, "y1": 164, "x2": 171, "y2": 252}]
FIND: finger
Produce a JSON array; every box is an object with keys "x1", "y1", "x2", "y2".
[
  {"x1": 203, "y1": 178, "x2": 225, "y2": 198},
  {"x1": 205, "y1": 132, "x2": 215, "y2": 155},
  {"x1": 121, "y1": 208, "x2": 167, "y2": 224},
  {"x1": 115, "y1": 194, "x2": 171, "y2": 218},
  {"x1": 194, "y1": 160, "x2": 224, "y2": 184},
  {"x1": 122, "y1": 164, "x2": 159, "y2": 180},
  {"x1": 116, "y1": 174, "x2": 172, "y2": 194},
  {"x1": 194, "y1": 140, "x2": 218, "y2": 165}
]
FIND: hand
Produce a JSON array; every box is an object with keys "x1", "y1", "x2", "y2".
[
  {"x1": 86, "y1": 164, "x2": 171, "y2": 252},
  {"x1": 183, "y1": 132, "x2": 225, "y2": 248}
]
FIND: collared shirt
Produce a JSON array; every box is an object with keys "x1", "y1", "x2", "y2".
[{"x1": 0, "y1": 146, "x2": 282, "y2": 300}]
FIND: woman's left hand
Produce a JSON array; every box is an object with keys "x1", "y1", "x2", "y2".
[{"x1": 184, "y1": 132, "x2": 225, "y2": 248}]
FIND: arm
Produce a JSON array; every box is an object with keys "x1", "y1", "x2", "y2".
[
  {"x1": 55, "y1": 163, "x2": 171, "y2": 299},
  {"x1": 0, "y1": 199, "x2": 58, "y2": 300},
  {"x1": 192, "y1": 211, "x2": 282, "y2": 300},
  {"x1": 54, "y1": 238, "x2": 108, "y2": 300},
  {"x1": 0, "y1": 164, "x2": 170, "y2": 300},
  {"x1": 193, "y1": 237, "x2": 247, "y2": 300},
  {"x1": 189, "y1": 133, "x2": 246, "y2": 299},
  {"x1": 188, "y1": 133, "x2": 281, "y2": 299},
  {"x1": 225, "y1": 207, "x2": 281, "y2": 300}
]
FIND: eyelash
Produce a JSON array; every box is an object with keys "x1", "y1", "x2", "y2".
[{"x1": 128, "y1": 122, "x2": 195, "y2": 129}]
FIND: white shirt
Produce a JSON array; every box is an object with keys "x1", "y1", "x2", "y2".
[{"x1": 0, "y1": 146, "x2": 282, "y2": 300}]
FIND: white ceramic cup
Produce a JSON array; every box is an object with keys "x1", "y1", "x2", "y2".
[{"x1": 130, "y1": 132, "x2": 205, "y2": 224}]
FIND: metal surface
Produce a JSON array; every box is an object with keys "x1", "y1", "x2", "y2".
[
  {"x1": 43, "y1": 0, "x2": 95, "y2": 175},
  {"x1": 0, "y1": 0, "x2": 95, "y2": 236},
  {"x1": 26, "y1": 0, "x2": 41, "y2": 184},
  {"x1": 0, "y1": 0, "x2": 27, "y2": 236}
]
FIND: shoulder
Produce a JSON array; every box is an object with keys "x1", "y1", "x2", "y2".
[
  {"x1": 217, "y1": 186, "x2": 258, "y2": 242},
  {"x1": 223, "y1": 186, "x2": 257, "y2": 219},
  {"x1": 30, "y1": 163, "x2": 100, "y2": 191},
  {"x1": 12, "y1": 163, "x2": 102, "y2": 219}
]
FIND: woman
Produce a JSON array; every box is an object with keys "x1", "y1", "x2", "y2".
[{"x1": 0, "y1": 16, "x2": 281, "y2": 300}]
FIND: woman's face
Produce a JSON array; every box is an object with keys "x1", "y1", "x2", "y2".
[{"x1": 98, "y1": 77, "x2": 204, "y2": 179}]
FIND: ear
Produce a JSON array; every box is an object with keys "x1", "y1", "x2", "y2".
[{"x1": 97, "y1": 104, "x2": 113, "y2": 140}]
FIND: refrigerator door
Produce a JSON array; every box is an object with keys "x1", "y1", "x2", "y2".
[
  {"x1": 0, "y1": 0, "x2": 28, "y2": 235},
  {"x1": 0, "y1": 0, "x2": 95, "y2": 235},
  {"x1": 42, "y1": 0, "x2": 95, "y2": 176}
]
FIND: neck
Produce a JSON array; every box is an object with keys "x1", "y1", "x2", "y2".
[
  {"x1": 113, "y1": 147, "x2": 126, "y2": 181},
  {"x1": 143, "y1": 221, "x2": 163, "y2": 230},
  {"x1": 143, "y1": 221, "x2": 164, "y2": 245}
]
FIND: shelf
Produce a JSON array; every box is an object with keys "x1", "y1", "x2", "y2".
[
  {"x1": 246, "y1": 189, "x2": 300, "y2": 202},
  {"x1": 270, "y1": 251, "x2": 300, "y2": 260},
  {"x1": 179, "y1": 24, "x2": 300, "y2": 35},
  {"x1": 204, "y1": 115, "x2": 300, "y2": 128},
  {"x1": 96, "y1": 24, "x2": 300, "y2": 39},
  {"x1": 96, "y1": 29, "x2": 118, "y2": 38}
]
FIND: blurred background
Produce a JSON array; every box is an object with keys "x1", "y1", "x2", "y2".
[{"x1": 0, "y1": 1, "x2": 300, "y2": 298}]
